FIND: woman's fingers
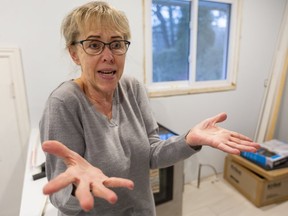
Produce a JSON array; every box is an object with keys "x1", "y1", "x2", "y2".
[
  {"x1": 225, "y1": 140, "x2": 258, "y2": 152},
  {"x1": 91, "y1": 183, "x2": 118, "y2": 204},
  {"x1": 215, "y1": 132, "x2": 260, "y2": 154},
  {"x1": 103, "y1": 177, "x2": 134, "y2": 190},
  {"x1": 75, "y1": 181, "x2": 94, "y2": 212},
  {"x1": 88, "y1": 177, "x2": 135, "y2": 204},
  {"x1": 42, "y1": 140, "x2": 72, "y2": 158},
  {"x1": 212, "y1": 112, "x2": 227, "y2": 124},
  {"x1": 229, "y1": 133, "x2": 260, "y2": 150},
  {"x1": 231, "y1": 132, "x2": 252, "y2": 141},
  {"x1": 43, "y1": 172, "x2": 75, "y2": 195},
  {"x1": 42, "y1": 140, "x2": 89, "y2": 168},
  {"x1": 217, "y1": 144, "x2": 240, "y2": 155}
]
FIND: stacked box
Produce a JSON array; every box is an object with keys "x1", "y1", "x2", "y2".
[
  {"x1": 241, "y1": 139, "x2": 288, "y2": 170},
  {"x1": 224, "y1": 154, "x2": 288, "y2": 207}
]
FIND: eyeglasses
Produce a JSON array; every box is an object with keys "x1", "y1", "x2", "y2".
[{"x1": 71, "y1": 39, "x2": 130, "y2": 55}]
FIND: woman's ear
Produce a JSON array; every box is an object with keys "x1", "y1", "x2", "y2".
[{"x1": 69, "y1": 47, "x2": 81, "y2": 65}]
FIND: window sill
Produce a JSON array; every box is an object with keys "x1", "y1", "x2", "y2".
[{"x1": 147, "y1": 82, "x2": 236, "y2": 98}]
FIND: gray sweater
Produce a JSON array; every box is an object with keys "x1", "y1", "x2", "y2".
[{"x1": 40, "y1": 75, "x2": 200, "y2": 216}]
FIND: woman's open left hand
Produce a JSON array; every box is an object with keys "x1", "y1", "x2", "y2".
[{"x1": 185, "y1": 112, "x2": 260, "y2": 155}]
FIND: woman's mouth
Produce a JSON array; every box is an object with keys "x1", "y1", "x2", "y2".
[{"x1": 98, "y1": 70, "x2": 116, "y2": 78}]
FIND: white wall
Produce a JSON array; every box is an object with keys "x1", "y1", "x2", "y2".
[
  {"x1": 0, "y1": 0, "x2": 144, "y2": 128},
  {"x1": 0, "y1": 0, "x2": 287, "y2": 182}
]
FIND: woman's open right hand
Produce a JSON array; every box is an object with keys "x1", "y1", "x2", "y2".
[{"x1": 42, "y1": 140, "x2": 134, "y2": 212}]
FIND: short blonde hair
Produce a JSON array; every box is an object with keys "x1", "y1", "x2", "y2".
[{"x1": 61, "y1": 1, "x2": 131, "y2": 48}]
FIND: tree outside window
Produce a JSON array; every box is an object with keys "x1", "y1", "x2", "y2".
[{"x1": 147, "y1": 0, "x2": 239, "y2": 97}]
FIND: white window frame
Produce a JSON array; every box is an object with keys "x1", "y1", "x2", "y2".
[{"x1": 144, "y1": 0, "x2": 242, "y2": 97}]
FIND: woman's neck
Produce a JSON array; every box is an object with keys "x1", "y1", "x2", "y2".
[{"x1": 74, "y1": 78, "x2": 114, "y2": 119}]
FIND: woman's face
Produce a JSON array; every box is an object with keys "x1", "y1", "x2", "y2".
[{"x1": 70, "y1": 28, "x2": 127, "y2": 96}]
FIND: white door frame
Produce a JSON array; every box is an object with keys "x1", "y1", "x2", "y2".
[
  {"x1": 0, "y1": 48, "x2": 30, "y2": 147},
  {"x1": 254, "y1": 1, "x2": 288, "y2": 143}
]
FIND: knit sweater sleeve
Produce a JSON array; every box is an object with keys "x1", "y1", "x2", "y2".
[
  {"x1": 130, "y1": 77, "x2": 201, "y2": 169},
  {"x1": 39, "y1": 85, "x2": 85, "y2": 215}
]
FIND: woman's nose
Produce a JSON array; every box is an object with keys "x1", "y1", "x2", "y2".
[{"x1": 101, "y1": 46, "x2": 114, "y2": 63}]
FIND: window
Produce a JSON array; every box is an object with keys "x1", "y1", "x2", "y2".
[{"x1": 144, "y1": 0, "x2": 241, "y2": 97}]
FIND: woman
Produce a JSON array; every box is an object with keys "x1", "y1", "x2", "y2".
[{"x1": 40, "y1": 1, "x2": 259, "y2": 215}]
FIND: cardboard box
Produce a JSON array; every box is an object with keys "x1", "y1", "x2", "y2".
[{"x1": 224, "y1": 154, "x2": 288, "y2": 207}]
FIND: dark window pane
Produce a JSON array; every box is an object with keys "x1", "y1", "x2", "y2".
[
  {"x1": 196, "y1": 0, "x2": 231, "y2": 81},
  {"x1": 152, "y1": 0, "x2": 191, "y2": 82}
]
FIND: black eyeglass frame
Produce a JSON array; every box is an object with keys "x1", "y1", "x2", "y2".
[{"x1": 71, "y1": 39, "x2": 131, "y2": 56}]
